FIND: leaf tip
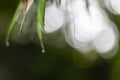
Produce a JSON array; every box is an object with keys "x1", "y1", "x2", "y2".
[
  {"x1": 6, "y1": 42, "x2": 10, "y2": 47},
  {"x1": 42, "y1": 49, "x2": 45, "y2": 53}
]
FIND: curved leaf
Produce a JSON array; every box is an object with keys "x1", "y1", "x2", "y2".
[
  {"x1": 37, "y1": 0, "x2": 46, "y2": 53},
  {"x1": 6, "y1": 2, "x2": 21, "y2": 46}
]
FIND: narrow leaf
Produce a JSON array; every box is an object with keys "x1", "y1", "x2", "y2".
[
  {"x1": 37, "y1": 0, "x2": 46, "y2": 53},
  {"x1": 38, "y1": 0, "x2": 46, "y2": 25},
  {"x1": 6, "y1": 2, "x2": 22, "y2": 46}
]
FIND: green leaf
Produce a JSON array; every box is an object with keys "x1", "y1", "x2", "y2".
[
  {"x1": 6, "y1": 2, "x2": 21, "y2": 46},
  {"x1": 37, "y1": 0, "x2": 46, "y2": 25},
  {"x1": 37, "y1": 0, "x2": 46, "y2": 53},
  {"x1": 6, "y1": 0, "x2": 34, "y2": 46}
]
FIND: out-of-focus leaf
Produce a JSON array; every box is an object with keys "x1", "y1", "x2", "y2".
[
  {"x1": 37, "y1": 0, "x2": 46, "y2": 25},
  {"x1": 6, "y1": 0, "x2": 34, "y2": 46},
  {"x1": 37, "y1": 0, "x2": 46, "y2": 53},
  {"x1": 6, "y1": 2, "x2": 21, "y2": 46},
  {"x1": 6, "y1": 0, "x2": 46, "y2": 52}
]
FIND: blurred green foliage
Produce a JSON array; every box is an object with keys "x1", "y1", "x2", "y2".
[{"x1": 0, "y1": 0, "x2": 120, "y2": 80}]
